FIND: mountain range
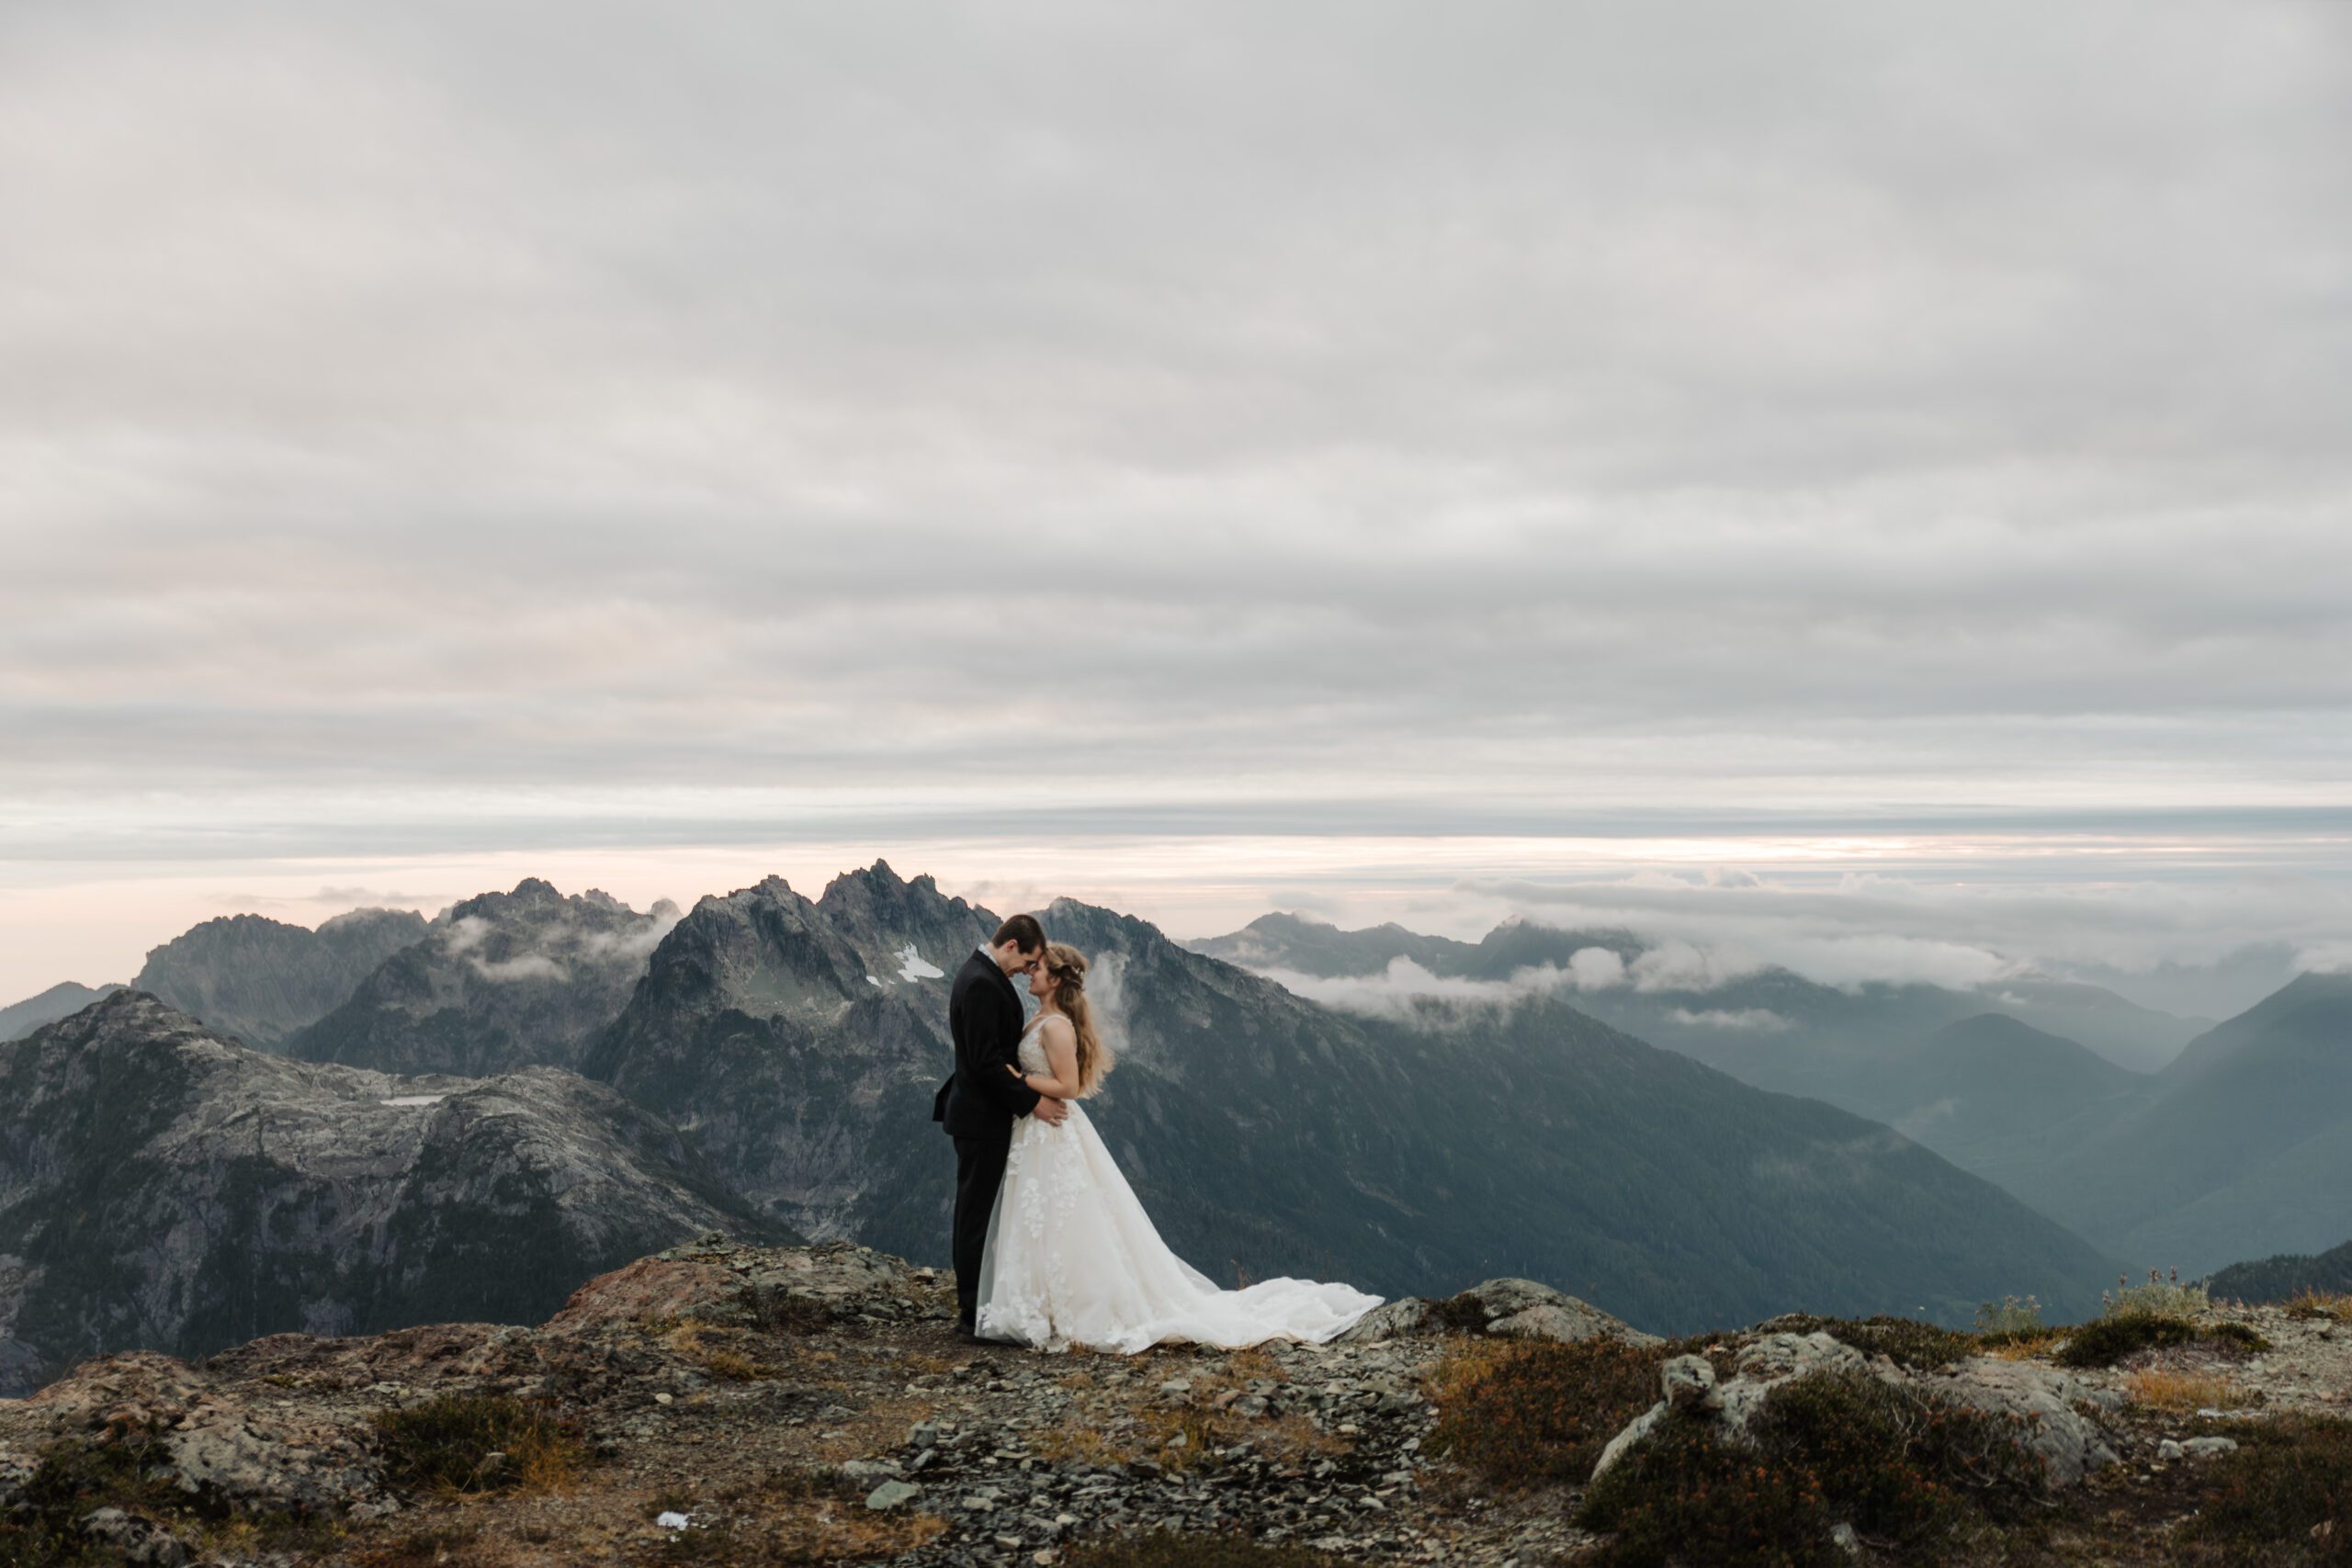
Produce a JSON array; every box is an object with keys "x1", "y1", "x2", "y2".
[
  {"x1": 2018, "y1": 971, "x2": 2352, "y2": 1276},
  {"x1": 579, "y1": 863, "x2": 2104, "y2": 1327},
  {"x1": 0, "y1": 990, "x2": 786, "y2": 1395},
  {"x1": 1194, "y1": 912, "x2": 2205, "y2": 1078},
  {"x1": 1201, "y1": 911, "x2": 2352, "y2": 1280},
  {"x1": 39, "y1": 867, "x2": 2324, "y2": 1351}
]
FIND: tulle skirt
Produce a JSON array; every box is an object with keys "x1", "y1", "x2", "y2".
[{"x1": 973, "y1": 1100, "x2": 1382, "y2": 1352}]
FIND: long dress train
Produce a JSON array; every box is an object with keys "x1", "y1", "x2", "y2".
[{"x1": 973, "y1": 1019, "x2": 1381, "y2": 1351}]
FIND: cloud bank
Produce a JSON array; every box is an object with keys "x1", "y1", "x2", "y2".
[{"x1": 0, "y1": 1, "x2": 2345, "y2": 1000}]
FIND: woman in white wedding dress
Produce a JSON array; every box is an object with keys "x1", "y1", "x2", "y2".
[{"x1": 972, "y1": 942, "x2": 1382, "y2": 1352}]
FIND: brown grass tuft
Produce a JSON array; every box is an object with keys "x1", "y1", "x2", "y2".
[{"x1": 2121, "y1": 1368, "x2": 2258, "y2": 1411}]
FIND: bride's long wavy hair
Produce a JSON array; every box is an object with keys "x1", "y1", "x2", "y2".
[{"x1": 1042, "y1": 942, "x2": 1113, "y2": 1092}]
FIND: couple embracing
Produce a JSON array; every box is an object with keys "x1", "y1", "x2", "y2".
[{"x1": 932, "y1": 913, "x2": 1380, "y2": 1352}]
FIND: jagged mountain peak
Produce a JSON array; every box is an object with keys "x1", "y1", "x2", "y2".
[
  {"x1": 287, "y1": 880, "x2": 678, "y2": 1077},
  {"x1": 437, "y1": 876, "x2": 603, "y2": 925},
  {"x1": 315, "y1": 906, "x2": 424, "y2": 935}
]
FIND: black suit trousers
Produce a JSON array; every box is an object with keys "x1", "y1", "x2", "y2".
[{"x1": 952, "y1": 1133, "x2": 1012, "y2": 1328}]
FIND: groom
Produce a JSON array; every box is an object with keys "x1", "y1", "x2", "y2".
[{"x1": 933, "y1": 912, "x2": 1069, "y2": 1339}]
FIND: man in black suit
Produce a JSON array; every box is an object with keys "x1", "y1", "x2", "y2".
[{"x1": 933, "y1": 911, "x2": 1068, "y2": 1338}]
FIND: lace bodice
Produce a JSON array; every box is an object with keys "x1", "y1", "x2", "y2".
[{"x1": 1017, "y1": 1016, "x2": 1051, "y2": 1076}]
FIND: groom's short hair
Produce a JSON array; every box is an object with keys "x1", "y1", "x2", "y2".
[{"x1": 993, "y1": 913, "x2": 1046, "y2": 954}]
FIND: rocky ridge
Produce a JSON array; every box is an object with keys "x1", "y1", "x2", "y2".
[
  {"x1": 0, "y1": 992, "x2": 788, "y2": 1395},
  {"x1": 0, "y1": 1235, "x2": 1657, "y2": 1567},
  {"x1": 1, "y1": 1238, "x2": 2347, "y2": 1565}
]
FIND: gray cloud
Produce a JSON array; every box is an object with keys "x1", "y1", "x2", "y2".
[{"x1": 1, "y1": 1, "x2": 2347, "y2": 997}]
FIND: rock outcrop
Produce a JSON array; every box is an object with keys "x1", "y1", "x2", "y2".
[
  {"x1": 0, "y1": 992, "x2": 788, "y2": 1393},
  {"x1": 1591, "y1": 1328, "x2": 2123, "y2": 1488},
  {"x1": 0, "y1": 1237, "x2": 1490, "y2": 1566},
  {"x1": 131, "y1": 908, "x2": 427, "y2": 1047},
  {"x1": 288, "y1": 879, "x2": 679, "y2": 1077},
  {"x1": 1340, "y1": 1278, "x2": 1663, "y2": 1347}
]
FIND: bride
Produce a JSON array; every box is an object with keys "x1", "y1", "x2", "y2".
[{"x1": 972, "y1": 942, "x2": 1382, "y2": 1351}]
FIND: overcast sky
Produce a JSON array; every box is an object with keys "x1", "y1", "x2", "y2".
[{"x1": 3, "y1": 1, "x2": 2347, "y2": 1012}]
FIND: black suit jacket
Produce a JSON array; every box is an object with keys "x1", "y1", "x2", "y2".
[{"x1": 933, "y1": 950, "x2": 1043, "y2": 1140}]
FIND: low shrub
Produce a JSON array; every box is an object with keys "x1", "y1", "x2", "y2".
[
  {"x1": 2104, "y1": 1268, "x2": 2210, "y2": 1320},
  {"x1": 0, "y1": 1427, "x2": 190, "y2": 1566},
  {"x1": 1424, "y1": 1335, "x2": 1672, "y2": 1490},
  {"x1": 1767, "y1": 1371, "x2": 2048, "y2": 1524},
  {"x1": 371, "y1": 1393, "x2": 591, "y2": 1495},
  {"x1": 1577, "y1": 1417, "x2": 1837, "y2": 1566},
  {"x1": 1428, "y1": 1292, "x2": 1495, "y2": 1334},
  {"x1": 1063, "y1": 1534, "x2": 1349, "y2": 1567},
  {"x1": 2055, "y1": 1314, "x2": 2267, "y2": 1368},
  {"x1": 1973, "y1": 1295, "x2": 2044, "y2": 1336},
  {"x1": 1576, "y1": 1369, "x2": 2049, "y2": 1565},
  {"x1": 1761, "y1": 1314, "x2": 1975, "y2": 1371},
  {"x1": 2054, "y1": 1314, "x2": 2202, "y2": 1368},
  {"x1": 2183, "y1": 1414, "x2": 2352, "y2": 1558},
  {"x1": 2209, "y1": 1321, "x2": 2272, "y2": 1354}
]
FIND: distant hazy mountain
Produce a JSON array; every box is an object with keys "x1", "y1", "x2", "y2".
[
  {"x1": 589, "y1": 864, "x2": 2117, "y2": 1332},
  {"x1": 0, "y1": 981, "x2": 124, "y2": 1042},
  {"x1": 1843, "y1": 1014, "x2": 2145, "y2": 1195},
  {"x1": 1195, "y1": 912, "x2": 2201, "y2": 1077},
  {"x1": 2023, "y1": 971, "x2": 2352, "y2": 1276},
  {"x1": 131, "y1": 908, "x2": 429, "y2": 1047},
  {"x1": 0, "y1": 991, "x2": 786, "y2": 1394},
  {"x1": 1192, "y1": 913, "x2": 1499, "y2": 977},
  {"x1": 288, "y1": 879, "x2": 677, "y2": 1077},
  {"x1": 2206, "y1": 1236, "x2": 2352, "y2": 1304}
]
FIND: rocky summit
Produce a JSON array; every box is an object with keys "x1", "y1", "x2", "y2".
[
  {"x1": 288, "y1": 881, "x2": 680, "y2": 1077},
  {"x1": 0, "y1": 1233, "x2": 1661, "y2": 1567},
  {"x1": 0, "y1": 993, "x2": 788, "y2": 1396},
  {"x1": 2, "y1": 1235, "x2": 2348, "y2": 1566}
]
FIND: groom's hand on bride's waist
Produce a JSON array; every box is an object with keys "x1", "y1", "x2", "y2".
[{"x1": 1032, "y1": 1096, "x2": 1070, "y2": 1125}]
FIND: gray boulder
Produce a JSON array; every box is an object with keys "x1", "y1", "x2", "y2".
[
  {"x1": 1593, "y1": 1332, "x2": 1864, "y2": 1480},
  {"x1": 1593, "y1": 1333, "x2": 2120, "y2": 1490},
  {"x1": 1340, "y1": 1278, "x2": 1660, "y2": 1347},
  {"x1": 1919, "y1": 1357, "x2": 2122, "y2": 1486}
]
